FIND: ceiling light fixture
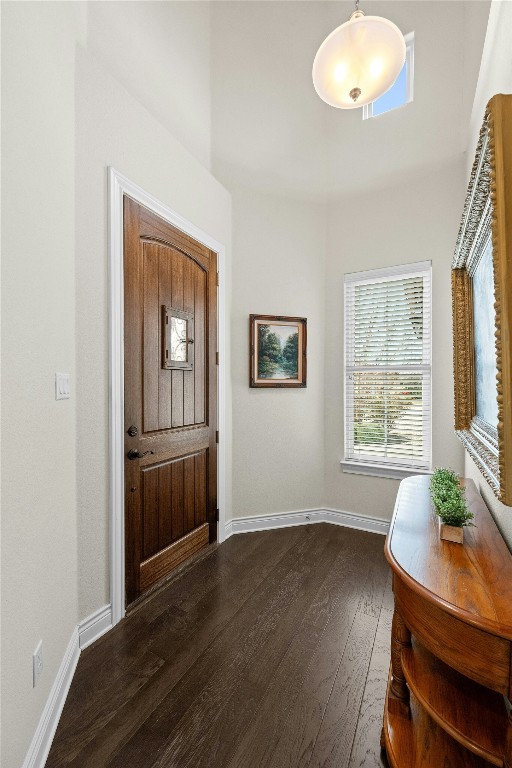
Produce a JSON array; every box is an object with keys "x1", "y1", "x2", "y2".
[{"x1": 312, "y1": 0, "x2": 406, "y2": 109}]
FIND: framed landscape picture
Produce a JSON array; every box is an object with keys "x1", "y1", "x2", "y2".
[
  {"x1": 249, "y1": 315, "x2": 307, "y2": 388},
  {"x1": 452, "y1": 94, "x2": 512, "y2": 504}
]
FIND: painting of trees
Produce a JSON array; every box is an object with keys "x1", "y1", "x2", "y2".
[
  {"x1": 250, "y1": 315, "x2": 306, "y2": 387},
  {"x1": 257, "y1": 325, "x2": 284, "y2": 377},
  {"x1": 282, "y1": 332, "x2": 298, "y2": 375}
]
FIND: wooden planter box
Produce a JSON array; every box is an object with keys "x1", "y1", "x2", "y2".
[{"x1": 438, "y1": 518, "x2": 464, "y2": 543}]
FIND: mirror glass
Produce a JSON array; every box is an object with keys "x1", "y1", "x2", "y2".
[{"x1": 472, "y1": 239, "x2": 498, "y2": 428}]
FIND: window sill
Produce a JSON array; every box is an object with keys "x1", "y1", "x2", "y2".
[{"x1": 340, "y1": 460, "x2": 432, "y2": 481}]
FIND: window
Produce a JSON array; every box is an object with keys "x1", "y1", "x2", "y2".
[
  {"x1": 343, "y1": 261, "x2": 431, "y2": 478},
  {"x1": 363, "y1": 32, "x2": 414, "y2": 120}
]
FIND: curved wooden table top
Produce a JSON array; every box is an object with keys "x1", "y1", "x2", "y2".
[{"x1": 385, "y1": 475, "x2": 512, "y2": 640}]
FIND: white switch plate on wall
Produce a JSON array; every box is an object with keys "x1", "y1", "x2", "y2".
[
  {"x1": 33, "y1": 640, "x2": 43, "y2": 687},
  {"x1": 55, "y1": 372, "x2": 70, "y2": 400}
]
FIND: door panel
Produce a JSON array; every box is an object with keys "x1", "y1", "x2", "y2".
[
  {"x1": 139, "y1": 451, "x2": 207, "y2": 555},
  {"x1": 124, "y1": 196, "x2": 217, "y2": 605},
  {"x1": 141, "y1": 242, "x2": 208, "y2": 434},
  {"x1": 142, "y1": 242, "x2": 160, "y2": 433},
  {"x1": 183, "y1": 258, "x2": 195, "y2": 426},
  {"x1": 139, "y1": 524, "x2": 209, "y2": 594},
  {"x1": 194, "y1": 451, "x2": 207, "y2": 526},
  {"x1": 194, "y1": 268, "x2": 206, "y2": 425}
]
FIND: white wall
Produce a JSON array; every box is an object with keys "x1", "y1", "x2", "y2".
[
  {"x1": 228, "y1": 187, "x2": 326, "y2": 518},
  {"x1": 211, "y1": 1, "x2": 327, "y2": 522},
  {"x1": 1, "y1": 3, "x2": 82, "y2": 765},
  {"x1": 323, "y1": 160, "x2": 466, "y2": 522},
  {"x1": 468, "y1": 0, "x2": 512, "y2": 180},
  {"x1": 1, "y1": 2, "x2": 231, "y2": 765},
  {"x1": 75, "y1": 46, "x2": 232, "y2": 618},
  {"x1": 210, "y1": 1, "x2": 490, "y2": 202},
  {"x1": 86, "y1": 1, "x2": 212, "y2": 169},
  {"x1": 464, "y1": 0, "x2": 512, "y2": 549},
  {"x1": 210, "y1": 0, "x2": 488, "y2": 526}
]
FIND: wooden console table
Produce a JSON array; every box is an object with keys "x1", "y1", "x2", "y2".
[{"x1": 383, "y1": 475, "x2": 512, "y2": 767}]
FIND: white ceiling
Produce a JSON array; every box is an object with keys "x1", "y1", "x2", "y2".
[{"x1": 211, "y1": 1, "x2": 491, "y2": 201}]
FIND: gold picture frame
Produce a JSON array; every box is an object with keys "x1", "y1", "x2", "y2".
[{"x1": 452, "y1": 94, "x2": 512, "y2": 505}]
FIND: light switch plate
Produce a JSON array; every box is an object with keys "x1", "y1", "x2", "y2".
[
  {"x1": 33, "y1": 639, "x2": 43, "y2": 687},
  {"x1": 55, "y1": 372, "x2": 71, "y2": 400}
]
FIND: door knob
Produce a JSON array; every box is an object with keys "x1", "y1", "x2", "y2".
[{"x1": 127, "y1": 449, "x2": 154, "y2": 460}]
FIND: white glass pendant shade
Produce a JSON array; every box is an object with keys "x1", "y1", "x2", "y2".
[{"x1": 313, "y1": 11, "x2": 406, "y2": 109}]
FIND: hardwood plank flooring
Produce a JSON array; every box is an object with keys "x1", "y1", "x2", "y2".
[
  {"x1": 348, "y1": 609, "x2": 392, "y2": 768},
  {"x1": 46, "y1": 524, "x2": 392, "y2": 768}
]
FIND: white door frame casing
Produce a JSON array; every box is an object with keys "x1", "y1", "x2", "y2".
[{"x1": 108, "y1": 167, "x2": 227, "y2": 626}]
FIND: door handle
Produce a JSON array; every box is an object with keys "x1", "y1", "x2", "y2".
[{"x1": 127, "y1": 449, "x2": 154, "y2": 460}]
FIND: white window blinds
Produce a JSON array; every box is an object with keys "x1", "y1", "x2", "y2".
[{"x1": 344, "y1": 262, "x2": 432, "y2": 470}]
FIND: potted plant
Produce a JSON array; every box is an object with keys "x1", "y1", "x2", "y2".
[{"x1": 429, "y1": 468, "x2": 474, "y2": 543}]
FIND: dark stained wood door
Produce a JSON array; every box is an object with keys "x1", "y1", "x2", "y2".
[{"x1": 124, "y1": 196, "x2": 217, "y2": 605}]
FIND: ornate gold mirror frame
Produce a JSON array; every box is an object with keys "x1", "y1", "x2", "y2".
[{"x1": 452, "y1": 94, "x2": 512, "y2": 505}]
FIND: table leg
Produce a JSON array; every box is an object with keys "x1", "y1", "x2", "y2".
[
  {"x1": 388, "y1": 605, "x2": 411, "y2": 717},
  {"x1": 505, "y1": 698, "x2": 512, "y2": 768}
]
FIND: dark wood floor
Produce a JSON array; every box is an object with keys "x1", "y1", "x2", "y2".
[{"x1": 46, "y1": 524, "x2": 393, "y2": 768}]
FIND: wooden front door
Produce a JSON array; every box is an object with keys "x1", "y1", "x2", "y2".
[{"x1": 124, "y1": 196, "x2": 217, "y2": 606}]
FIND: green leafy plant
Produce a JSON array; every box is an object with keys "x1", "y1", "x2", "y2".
[{"x1": 430, "y1": 468, "x2": 474, "y2": 528}]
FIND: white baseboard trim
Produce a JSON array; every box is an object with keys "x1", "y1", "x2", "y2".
[
  {"x1": 22, "y1": 628, "x2": 80, "y2": 768},
  {"x1": 321, "y1": 508, "x2": 389, "y2": 535},
  {"x1": 78, "y1": 604, "x2": 113, "y2": 650},
  {"x1": 225, "y1": 507, "x2": 389, "y2": 537},
  {"x1": 22, "y1": 603, "x2": 113, "y2": 768}
]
